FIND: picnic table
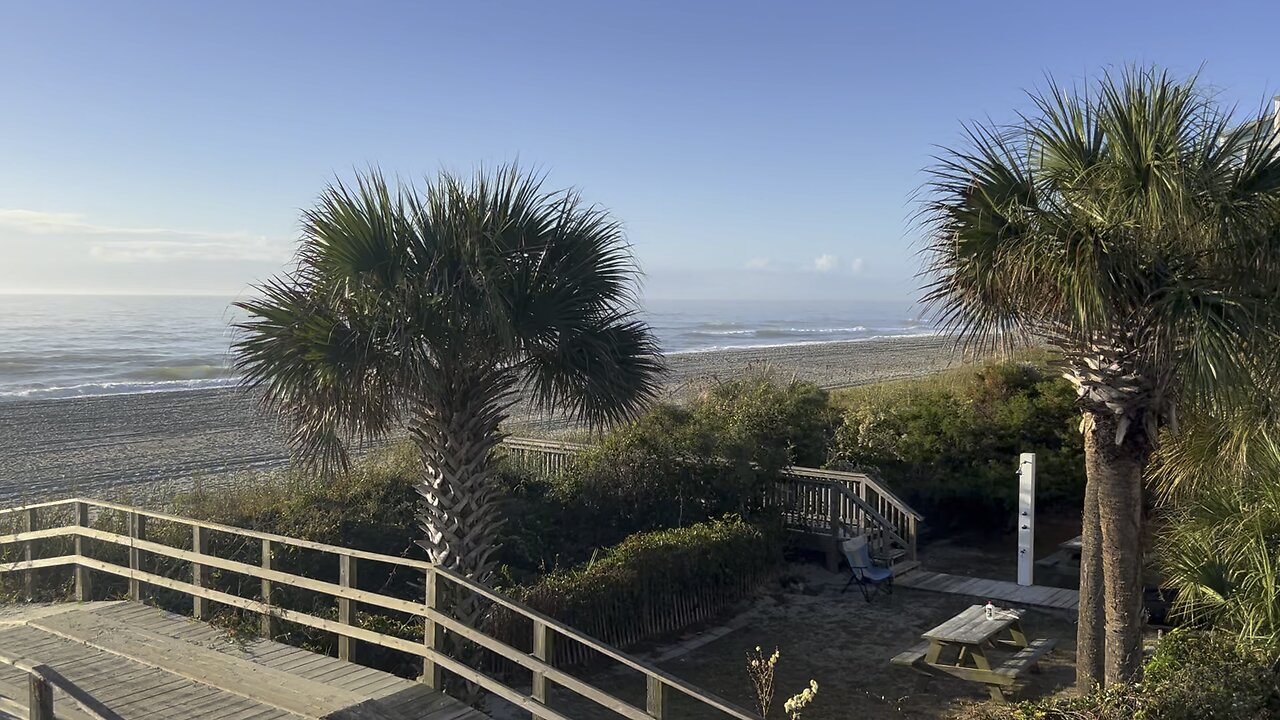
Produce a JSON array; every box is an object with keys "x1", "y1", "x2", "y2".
[{"x1": 891, "y1": 604, "x2": 1057, "y2": 702}]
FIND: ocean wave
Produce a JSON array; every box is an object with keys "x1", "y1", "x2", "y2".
[
  {"x1": 690, "y1": 329, "x2": 757, "y2": 336},
  {"x1": 0, "y1": 376, "x2": 242, "y2": 402},
  {"x1": 690, "y1": 325, "x2": 869, "y2": 338},
  {"x1": 123, "y1": 365, "x2": 236, "y2": 382}
]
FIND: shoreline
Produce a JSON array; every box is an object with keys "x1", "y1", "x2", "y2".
[
  {"x1": 0, "y1": 332, "x2": 945, "y2": 404},
  {"x1": 0, "y1": 334, "x2": 966, "y2": 504}
]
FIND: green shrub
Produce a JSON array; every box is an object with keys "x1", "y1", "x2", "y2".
[
  {"x1": 948, "y1": 629, "x2": 1280, "y2": 720},
  {"x1": 829, "y1": 361, "x2": 1084, "y2": 531},
  {"x1": 171, "y1": 441, "x2": 422, "y2": 556},
  {"x1": 495, "y1": 515, "x2": 782, "y2": 663},
  {"x1": 495, "y1": 373, "x2": 837, "y2": 576},
  {"x1": 1157, "y1": 479, "x2": 1280, "y2": 642}
]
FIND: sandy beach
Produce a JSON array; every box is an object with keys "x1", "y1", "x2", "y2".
[{"x1": 0, "y1": 334, "x2": 963, "y2": 504}]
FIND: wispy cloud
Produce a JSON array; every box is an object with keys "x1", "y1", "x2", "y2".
[
  {"x1": 0, "y1": 209, "x2": 288, "y2": 262},
  {"x1": 850, "y1": 257, "x2": 865, "y2": 274},
  {"x1": 813, "y1": 253, "x2": 839, "y2": 272},
  {"x1": 744, "y1": 257, "x2": 772, "y2": 269}
]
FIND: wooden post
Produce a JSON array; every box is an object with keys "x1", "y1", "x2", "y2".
[
  {"x1": 260, "y1": 539, "x2": 277, "y2": 638},
  {"x1": 127, "y1": 511, "x2": 146, "y2": 601},
  {"x1": 645, "y1": 676, "x2": 667, "y2": 719},
  {"x1": 421, "y1": 568, "x2": 443, "y2": 689},
  {"x1": 29, "y1": 673, "x2": 53, "y2": 720},
  {"x1": 826, "y1": 486, "x2": 840, "y2": 573},
  {"x1": 907, "y1": 516, "x2": 918, "y2": 562},
  {"x1": 23, "y1": 508, "x2": 36, "y2": 601},
  {"x1": 338, "y1": 554, "x2": 357, "y2": 662},
  {"x1": 73, "y1": 502, "x2": 91, "y2": 602},
  {"x1": 532, "y1": 619, "x2": 554, "y2": 717},
  {"x1": 192, "y1": 525, "x2": 209, "y2": 620}
]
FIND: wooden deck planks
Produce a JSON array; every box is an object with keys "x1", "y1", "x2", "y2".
[
  {"x1": 0, "y1": 602, "x2": 488, "y2": 720},
  {"x1": 897, "y1": 570, "x2": 1079, "y2": 611}
]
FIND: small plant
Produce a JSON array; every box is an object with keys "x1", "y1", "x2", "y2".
[
  {"x1": 746, "y1": 645, "x2": 780, "y2": 716},
  {"x1": 745, "y1": 646, "x2": 818, "y2": 719},
  {"x1": 784, "y1": 680, "x2": 819, "y2": 719}
]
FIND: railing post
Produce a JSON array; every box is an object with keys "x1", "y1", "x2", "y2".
[
  {"x1": 338, "y1": 554, "x2": 358, "y2": 662},
  {"x1": 127, "y1": 511, "x2": 146, "y2": 601},
  {"x1": 825, "y1": 486, "x2": 840, "y2": 573},
  {"x1": 192, "y1": 525, "x2": 209, "y2": 620},
  {"x1": 260, "y1": 539, "x2": 277, "y2": 638},
  {"x1": 532, "y1": 619, "x2": 554, "y2": 716},
  {"x1": 421, "y1": 568, "x2": 443, "y2": 689},
  {"x1": 908, "y1": 516, "x2": 918, "y2": 562},
  {"x1": 645, "y1": 676, "x2": 667, "y2": 719},
  {"x1": 73, "y1": 502, "x2": 91, "y2": 602},
  {"x1": 22, "y1": 508, "x2": 37, "y2": 602},
  {"x1": 29, "y1": 673, "x2": 53, "y2": 720}
]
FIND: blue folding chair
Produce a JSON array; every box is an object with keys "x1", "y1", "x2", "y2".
[{"x1": 841, "y1": 536, "x2": 893, "y2": 602}]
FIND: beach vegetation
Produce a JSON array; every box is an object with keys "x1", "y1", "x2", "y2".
[
  {"x1": 231, "y1": 166, "x2": 663, "y2": 633},
  {"x1": 1151, "y1": 397, "x2": 1280, "y2": 643},
  {"x1": 493, "y1": 515, "x2": 782, "y2": 664},
  {"x1": 948, "y1": 629, "x2": 1280, "y2": 720},
  {"x1": 829, "y1": 360, "x2": 1084, "y2": 530},
  {"x1": 920, "y1": 66, "x2": 1280, "y2": 687},
  {"x1": 496, "y1": 372, "x2": 826, "y2": 575}
]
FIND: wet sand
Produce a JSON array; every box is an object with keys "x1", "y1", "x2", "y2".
[{"x1": 0, "y1": 334, "x2": 963, "y2": 504}]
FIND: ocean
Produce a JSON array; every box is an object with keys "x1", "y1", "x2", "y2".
[{"x1": 0, "y1": 295, "x2": 936, "y2": 402}]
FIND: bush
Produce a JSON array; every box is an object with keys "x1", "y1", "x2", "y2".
[
  {"x1": 949, "y1": 629, "x2": 1280, "y2": 720},
  {"x1": 172, "y1": 441, "x2": 423, "y2": 558},
  {"x1": 496, "y1": 515, "x2": 783, "y2": 663},
  {"x1": 828, "y1": 361, "x2": 1084, "y2": 531},
  {"x1": 495, "y1": 373, "x2": 837, "y2": 576},
  {"x1": 1157, "y1": 478, "x2": 1280, "y2": 642}
]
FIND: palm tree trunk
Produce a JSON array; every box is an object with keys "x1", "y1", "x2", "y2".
[
  {"x1": 1084, "y1": 411, "x2": 1149, "y2": 685},
  {"x1": 1075, "y1": 456, "x2": 1104, "y2": 692},
  {"x1": 409, "y1": 367, "x2": 515, "y2": 590}
]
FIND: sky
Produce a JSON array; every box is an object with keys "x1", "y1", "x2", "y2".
[{"x1": 3, "y1": 1, "x2": 1280, "y2": 302}]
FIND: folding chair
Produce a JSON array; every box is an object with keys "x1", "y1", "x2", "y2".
[{"x1": 840, "y1": 536, "x2": 894, "y2": 602}]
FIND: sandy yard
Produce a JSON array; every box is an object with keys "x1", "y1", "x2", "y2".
[
  {"x1": 653, "y1": 563, "x2": 1078, "y2": 719},
  {"x1": 487, "y1": 559, "x2": 1078, "y2": 720}
]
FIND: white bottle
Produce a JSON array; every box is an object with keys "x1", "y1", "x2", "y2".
[{"x1": 984, "y1": 601, "x2": 995, "y2": 620}]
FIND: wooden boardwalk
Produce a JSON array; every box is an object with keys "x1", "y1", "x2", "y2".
[
  {"x1": 896, "y1": 570, "x2": 1079, "y2": 612},
  {"x1": 0, "y1": 602, "x2": 489, "y2": 720}
]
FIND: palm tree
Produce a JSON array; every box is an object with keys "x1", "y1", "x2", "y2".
[
  {"x1": 233, "y1": 167, "x2": 664, "y2": 609},
  {"x1": 921, "y1": 67, "x2": 1280, "y2": 687}
]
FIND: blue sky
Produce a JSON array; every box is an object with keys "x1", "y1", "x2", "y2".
[{"x1": 2, "y1": 1, "x2": 1279, "y2": 302}]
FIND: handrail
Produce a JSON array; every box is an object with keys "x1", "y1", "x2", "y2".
[
  {"x1": 781, "y1": 466, "x2": 924, "y2": 522},
  {"x1": 0, "y1": 499, "x2": 762, "y2": 720},
  {"x1": 500, "y1": 437, "x2": 593, "y2": 454},
  {"x1": 830, "y1": 483, "x2": 910, "y2": 550},
  {"x1": 0, "y1": 650, "x2": 122, "y2": 720}
]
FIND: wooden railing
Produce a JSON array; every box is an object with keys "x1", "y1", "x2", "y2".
[
  {"x1": 500, "y1": 437, "x2": 592, "y2": 476},
  {"x1": 0, "y1": 650, "x2": 122, "y2": 720},
  {"x1": 498, "y1": 437, "x2": 923, "y2": 562},
  {"x1": 779, "y1": 467, "x2": 921, "y2": 562},
  {"x1": 0, "y1": 498, "x2": 761, "y2": 720}
]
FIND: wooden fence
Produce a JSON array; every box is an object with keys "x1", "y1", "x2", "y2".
[
  {"x1": 0, "y1": 498, "x2": 761, "y2": 720},
  {"x1": 498, "y1": 437, "x2": 923, "y2": 563}
]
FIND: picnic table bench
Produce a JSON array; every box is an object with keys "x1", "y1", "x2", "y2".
[{"x1": 891, "y1": 604, "x2": 1057, "y2": 702}]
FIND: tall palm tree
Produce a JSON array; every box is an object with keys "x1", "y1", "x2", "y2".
[
  {"x1": 921, "y1": 67, "x2": 1280, "y2": 687},
  {"x1": 233, "y1": 167, "x2": 664, "y2": 606}
]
